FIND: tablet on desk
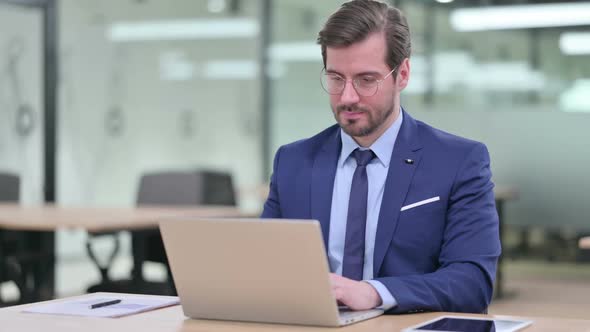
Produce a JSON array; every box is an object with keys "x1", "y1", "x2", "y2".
[{"x1": 403, "y1": 315, "x2": 533, "y2": 332}]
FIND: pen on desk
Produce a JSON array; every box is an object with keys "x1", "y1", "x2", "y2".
[{"x1": 89, "y1": 299, "x2": 121, "y2": 309}]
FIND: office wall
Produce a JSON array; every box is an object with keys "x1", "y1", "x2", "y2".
[
  {"x1": 413, "y1": 110, "x2": 590, "y2": 230},
  {"x1": 0, "y1": 3, "x2": 44, "y2": 205},
  {"x1": 57, "y1": 0, "x2": 262, "y2": 212},
  {"x1": 54, "y1": 0, "x2": 264, "y2": 283}
]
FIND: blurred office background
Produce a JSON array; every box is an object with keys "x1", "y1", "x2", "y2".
[{"x1": 1, "y1": 0, "x2": 590, "y2": 315}]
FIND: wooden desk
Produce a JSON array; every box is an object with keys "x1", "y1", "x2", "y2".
[
  {"x1": 2, "y1": 293, "x2": 590, "y2": 332},
  {"x1": 0, "y1": 203, "x2": 244, "y2": 232},
  {"x1": 0, "y1": 204, "x2": 247, "y2": 302}
]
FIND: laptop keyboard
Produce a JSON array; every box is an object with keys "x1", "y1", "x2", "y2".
[{"x1": 339, "y1": 310, "x2": 364, "y2": 319}]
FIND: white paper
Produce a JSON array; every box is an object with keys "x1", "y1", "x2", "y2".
[{"x1": 23, "y1": 294, "x2": 180, "y2": 318}]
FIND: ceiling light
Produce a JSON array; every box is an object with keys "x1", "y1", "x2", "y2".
[
  {"x1": 268, "y1": 42, "x2": 321, "y2": 62},
  {"x1": 108, "y1": 18, "x2": 259, "y2": 42},
  {"x1": 451, "y1": 3, "x2": 590, "y2": 31},
  {"x1": 560, "y1": 32, "x2": 590, "y2": 55}
]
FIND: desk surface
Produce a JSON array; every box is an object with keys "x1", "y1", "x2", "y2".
[
  {"x1": 2, "y1": 293, "x2": 590, "y2": 332},
  {"x1": 0, "y1": 204, "x2": 245, "y2": 232}
]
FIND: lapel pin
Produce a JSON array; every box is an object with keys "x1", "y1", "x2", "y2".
[{"x1": 404, "y1": 159, "x2": 414, "y2": 164}]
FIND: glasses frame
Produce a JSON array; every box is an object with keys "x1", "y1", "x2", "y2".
[{"x1": 320, "y1": 66, "x2": 398, "y2": 97}]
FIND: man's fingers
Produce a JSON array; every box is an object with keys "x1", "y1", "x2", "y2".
[
  {"x1": 329, "y1": 273, "x2": 337, "y2": 282},
  {"x1": 329, "y1": 273, "x2": 344, "y2": 283},
  {"x1": 330, "y1": 274, "x2": 378, "y2": 310},
  {"x1": 329, "y1": 275, "x2": 380, "y2": 311},
  {"x1": 332, "y1": 287, "x2": 345, "y2": 301},
  {"x1": 330, "y1": 274, "x2": 348, "y2": 302}
]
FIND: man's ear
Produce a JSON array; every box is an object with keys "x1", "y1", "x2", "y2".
[{"x1": 396, "y1": 58, "x2": 411, "y2": 90}]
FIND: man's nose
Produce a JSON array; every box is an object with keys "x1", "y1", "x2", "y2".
[{"x1": 340, "y1": 80, "x2": 360, "y2": 105}]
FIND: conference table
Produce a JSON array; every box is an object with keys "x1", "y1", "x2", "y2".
[
  {"x1": 0, "y1": 203, "x2": 244, "y2": 232},
  {"x1": 0, "y1": 204, "x2": 247, "y2": 302},
  {"x1": 2, "y1": 293, "x2": 590, "y2": 332}
]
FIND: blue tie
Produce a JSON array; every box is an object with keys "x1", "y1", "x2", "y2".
[{"x1": 342, "y1": 148, "x2": 375, "y2": 281}]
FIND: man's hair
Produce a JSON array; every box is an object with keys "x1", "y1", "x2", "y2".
[{"x1": 317, "y1": 0, "x2": 411, "y2": 72}]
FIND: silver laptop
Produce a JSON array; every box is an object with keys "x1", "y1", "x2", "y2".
[{"x1": 159, "y1": 218, "x2": 384, "y2": 327}]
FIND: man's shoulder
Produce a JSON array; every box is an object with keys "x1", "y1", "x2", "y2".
[{"x1": 414, "y1": 118, "x2": 486, "y2": 153}]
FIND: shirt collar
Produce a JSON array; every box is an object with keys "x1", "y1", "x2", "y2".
[{"x1": 339, "y1": 109, "x2": 404, "y2": 168}]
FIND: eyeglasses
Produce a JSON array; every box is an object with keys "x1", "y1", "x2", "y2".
[{"x1": 320, "y1": 67, "x2": 397, "y2": 97}]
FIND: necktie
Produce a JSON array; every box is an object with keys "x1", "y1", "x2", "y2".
[{"x1": 342, "y1": 148, "x2": 375, "y2": 281}]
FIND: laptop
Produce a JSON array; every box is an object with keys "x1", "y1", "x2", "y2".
[{"x1": 159, "y1": 218, "x2": 384, "y2": 327}]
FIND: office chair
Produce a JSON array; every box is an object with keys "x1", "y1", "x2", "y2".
[
  {"x1": 131, "y1": 170, "x2": 236, "y2": 295},
  {"x1": 86, "y1": 170, "x2": 236, "y2": 295}
]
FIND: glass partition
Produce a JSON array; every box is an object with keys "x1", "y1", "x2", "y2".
[
  {"x1": 57, "y1": 0, "x2": 263, "y2": 295},
  {"x1": 58, "y1": 0, "x2": 263, "y2": 211},
  {"x1": 0, "y1": 3, "x2": 44, "y2": 205}
]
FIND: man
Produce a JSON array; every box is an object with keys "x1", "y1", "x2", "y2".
[{"x1": 261, "y1": 0, "x2": 500, "y2": 314}]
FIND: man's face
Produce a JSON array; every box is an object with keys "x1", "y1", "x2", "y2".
[{"x1": 325, "y1": 32, "x2": 406, "y2": 146}]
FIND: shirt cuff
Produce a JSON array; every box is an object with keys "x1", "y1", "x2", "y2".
[{"x1": 363, "y1": 280, "x2": 397, "y2": 311}]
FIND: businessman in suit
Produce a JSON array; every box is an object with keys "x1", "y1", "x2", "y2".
[{"x1": 261, "y1": 0, "x2": 500, "y2": 314}]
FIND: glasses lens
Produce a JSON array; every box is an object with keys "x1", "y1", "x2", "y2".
[
  {"x1": 354, "y1": 78, "x2": 379, "y2": 97},
  {"x1": 321, "y1": 72, "x2": 344, "y2": 95},
  {"x1": 319, "y1": 69, "x2": 384, "y2": 96}
]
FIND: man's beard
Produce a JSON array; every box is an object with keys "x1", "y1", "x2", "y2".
[{"x1": 334, "y1": 104, "x2": 394, "y2": 138}]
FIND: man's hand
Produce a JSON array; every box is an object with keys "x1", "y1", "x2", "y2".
[{"x1": 330, "y1": 273, "x2": 382, "y2": 310}]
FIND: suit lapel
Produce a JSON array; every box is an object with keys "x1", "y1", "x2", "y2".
[
  {"x1": 311, "y1": 128, "x2": 341, "y2": 249},
  {"x1": 373, "y1": 111, "x2": 423, "y2": 276}
]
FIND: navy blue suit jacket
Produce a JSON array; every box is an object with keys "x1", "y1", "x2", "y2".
[{"x1": 261, "y1": 111, "x2": 500, "y2": 314}]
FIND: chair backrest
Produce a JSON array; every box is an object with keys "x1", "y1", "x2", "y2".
[
  {"x1": 132, "y1": 170, "x2": 236, "y2": 274},
  {"x1": 136, "y1": 170, "x2": 236, "y2": 206},
  {"x1": 0, "y1": 173, "x2": 19, "y2": 202}
]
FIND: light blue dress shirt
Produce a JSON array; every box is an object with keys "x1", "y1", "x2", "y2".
[{"x1": 328, "y1": 110, "x2": 403, "y2": 311}]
